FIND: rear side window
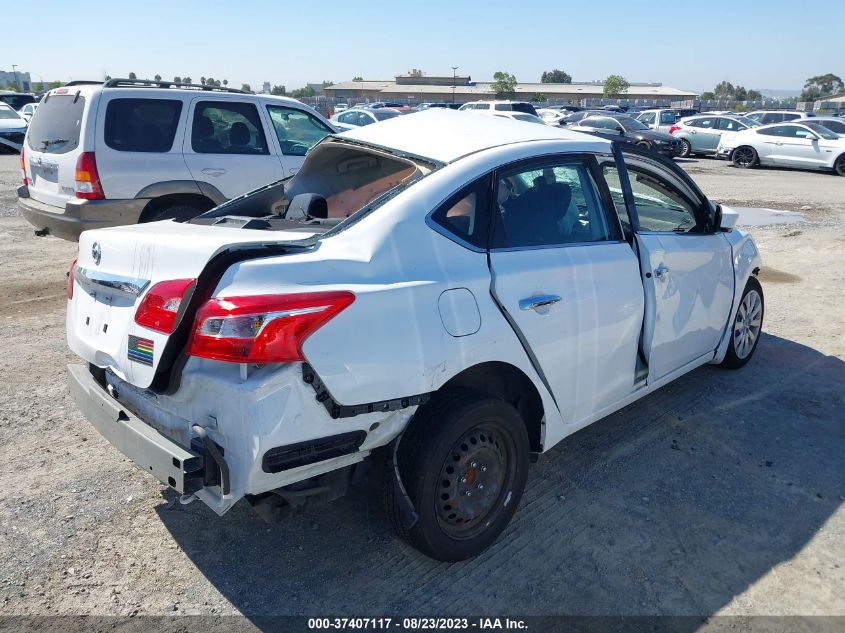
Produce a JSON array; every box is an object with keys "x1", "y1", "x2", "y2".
[
  {"x1": 690, "y1": 117, "x2": 716, "y2": 129},
  {"x1": 430, "y1": 178, "x2": 490, "y2": 249},
  {"x1": 26, "y1": 94, "x2": 85, "y2": 154},
  {"x1": 191, "y1": 101, "x2": 268, "y2": 154},
  {"x1": 659, "y1": 111, "x2": 677, "y2": 124},
  {"x1": 717, "y1": 118, "x2": 745, "y2": 131},
  {"x1": 511, "y1": 103, "x2": 536, "y2": 115},
  {"x1": 104, "y1": 99, "x2": 182, "y2": 152}
]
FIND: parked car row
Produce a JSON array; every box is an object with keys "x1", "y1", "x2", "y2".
[{"x1": 0, "y1": 103, "x2": 29, "y2": 153}]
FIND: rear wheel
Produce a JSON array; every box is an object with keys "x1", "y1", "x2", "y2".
[
  {"x1": 636, "y1": 140, "x2": 653, "y2": 151},
  {"x1": 147, "y1": 204, "x2": 203, "y2": 223},
  {"x1": 732, "y1": 146, "x2": 758, "y2": 169},
  {"x1": 834, "y1": 154, "x2": 845, "y2": 177},
  {"x1": 384, "y1": 389, "x2": 529, "y2": 562},
  {"x1": 678, "y1": 138, "x2": 692, "y2": 158},
  {"x1": 720, "y1": 276, "x2": 764, "y2": 369}
]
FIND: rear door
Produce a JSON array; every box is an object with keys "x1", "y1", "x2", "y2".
[
  {"x1": 182, "y1": 98, "x2": 282, "y2": 199},
  {"x1": 24, "y1": 91, "x2": 89, "y2": 208},
  {"x1": 655, "y1": 110, "x2": 678, "y2": 133},
  {"x1": 488, "y1": 155, "x2": 644, "y2": 428},
  {"x1": 603, "y1": 150, "x2": 734, "y2": 381}
]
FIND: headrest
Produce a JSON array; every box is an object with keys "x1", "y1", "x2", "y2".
[{"x1": 286, "y1": 193, "x2": 328, "y2": 220}]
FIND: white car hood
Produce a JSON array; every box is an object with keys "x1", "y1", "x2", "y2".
[{"x1": 0, "y1": 118, "x2": 27, "y2": 131}]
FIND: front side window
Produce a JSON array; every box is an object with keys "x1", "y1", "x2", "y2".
[
  {"x1": 626, "y1": 167, "x2": 699, "y2": 233},
  {"x1": 717, "y1": 117, "x2": 745, "y2": 131},
  {"x1": 638, "y1": 112, "x2": 656, "y2": 125},
  {"x1": 581, "y1": 117, "x2": 622, "y2": 131},
  {"x1": 191, "y1": 101, "x2": 268, "y2": 154},
  {"x1": 492, "y1": 159, "x2": 614, "y2": 248},
  {"x1": 337, "y1": 111, "x2": 357, "y2": 124},
  {"x1": 104, "y1": 98, "x2": 182, "y2": 152},
  {"x1": 266, "y1": 105, "x2": 332, "y2": 156}
]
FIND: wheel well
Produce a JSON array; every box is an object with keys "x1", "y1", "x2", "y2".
[
  {"x1": 440, "y1": 361, "x2": 545, "y2": 453},
  {"x1": 139, "y1": 193, "x2": 217, "y2": 223}
]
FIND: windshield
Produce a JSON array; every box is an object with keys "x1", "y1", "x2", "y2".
[
  {"x1": 805, "y1": 123, "x2": 839, "y2": 140},
  {"x1": 512, "y1": 114, "x2": 544, "y2": 124},
  {"x1": 0, "y1": 107, "x2": 21, "y2": 120},
  {"x1": 373, "y1": 110, "x2": 400, "y2": 121},
  {"x1": 617, "y1": 116, "x2": 649, "y2": 131}
]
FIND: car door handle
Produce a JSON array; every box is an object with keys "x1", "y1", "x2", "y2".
[
  {"x1": 201, "y1": 168, "x2": 227, "y2": 176},
  {"x1": 654, "y1": 265, "x2": 670, "y2": 279},
  {"x1": 519, "y1": 295, "x2": 561, "y2": 311}
]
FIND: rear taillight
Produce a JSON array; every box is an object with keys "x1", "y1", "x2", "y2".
[
  {"x1": 20, "y1": 147, "x2": 27, "y2": 185},
  {"x1": 67, "y1": 259, "x2": 77, "y2": 299},
  {"x1": 74, "y1": 152, "x2": 104, "y2": 200},
  {"x1": 187, "y1": 291, "x2": 355, "y2": 363},
  {"x1": 668, "y1": 124, "x2": 681, "y2": 135},
  {"x1": 134, "y1": 279, "x2": 196, "y2": 334}
]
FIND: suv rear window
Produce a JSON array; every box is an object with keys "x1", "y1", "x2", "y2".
[
  {"x1": 104, "y1": 99, "x2": 183, "y2": 152},
  {"x1": 510, "y1": 103, "x2": 537, "y2": 115},
  {"x1": 26, "y1": 94, "x2": 85, "y2": 154}
]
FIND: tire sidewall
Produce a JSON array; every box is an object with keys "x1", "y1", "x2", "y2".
[
  {"x1": 679, "y1": 138, "x2": 692, "y2": 158},
  {"x1": 732, "y1": 146, "x2": 757, "y2": 169},
  {"x1": 723, "y1": 276, "x2": 764, "y2": 368},
  {"x1": 403, "y1": 398, "x2": 529, "y2": 562}
]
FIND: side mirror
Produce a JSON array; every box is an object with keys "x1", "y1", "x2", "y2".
[
  {"x1": 616, "y1": 127, "x2": 625, "y2": 135},
  {"x1": 715, "y1": 204, "x2": 739, "y2": 231}
]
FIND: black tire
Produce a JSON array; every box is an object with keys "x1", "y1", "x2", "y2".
[
  {"x1": 732, "y1": 146, "x2": 758, "y2": 169},
  {"x1": 384, "y1": 388, "x2": 530, "y2": 562},
  {"x1": 834, "y1": 154, "x2": 845, "y2": 177},
  {"x1": 720, "y1": 276, "x2": 764, "y2": 369},
  {"x1": 636, "y1": 140, "x2": 653, "y2": 151},
  {"x1": 677, "y1": 138, "x2": 692, "y2": 158},
  {"x1": 146, "y1": 204, "x2": 203, "y2": 223}
]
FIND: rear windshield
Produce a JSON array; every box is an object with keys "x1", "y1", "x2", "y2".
[
  {"x1": 511, "y1": 103, "x2": 536, "y2": 115},
  {"x1": 27, "y1": 94, "x2": 85, "y2": 154},
  {"x1": 104, "y1": 98, "x2": 183, "y2": 152}
]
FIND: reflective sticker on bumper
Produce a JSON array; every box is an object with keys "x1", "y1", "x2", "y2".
[{"x1": 128, "y1": 335, "x2": 154, "y2": 366}]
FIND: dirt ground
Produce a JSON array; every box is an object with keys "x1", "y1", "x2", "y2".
[{"x1": 0, "y1": 154, "x2": 843, "y2": 621}]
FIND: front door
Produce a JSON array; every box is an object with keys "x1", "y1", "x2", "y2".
[
  {"x1": 605, "y1": 151, "x2": 734, "y2": 381},
  {"x1": 183, "y1": 98, "x2": 283, "y2": 199},
  {"x1": 488, "y1": 156, "x2": 644, "y2": 431}
]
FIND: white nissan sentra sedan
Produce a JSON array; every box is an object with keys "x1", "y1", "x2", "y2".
[{"x1": 66, "y1": 110, "x2": 763, "y2": 561}]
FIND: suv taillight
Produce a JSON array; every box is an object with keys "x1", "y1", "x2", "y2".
[
  {"x1": 668, "y1": 124, "x2": 681, "y2": 135},
  {"x1": 187, "y1": 291, "x2": 355, "y2": 363},
  {"x1": 20, "y1": 147, "x2": 27, "y2": 185},
  {"x1": 74, "y1": 152, "x2": 104, "y2": 200},
  {"x1": 134, "y1": 279, "x2": 197, "y2": 334},
  {"x1": 67, "y1": 259, "x2": 77, "y2": 299}
]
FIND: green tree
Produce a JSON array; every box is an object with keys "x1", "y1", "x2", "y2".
[
  {"x1": 241, "y1": 83, "x2": 252, "y2": 93},
  {"x1": 291, "y1": 85, "x2": 316, "y2": 98},
  {"x1": 154, "y1": 74, "x2": 161, "y2": 82},
  {"x1": 173, "y1": 76, "x2": 182, "y2": 83},
  {"x1": 48, "y1": 80, "x2": 64, "y2": 89},
  {"x1": 206, "y1": 77, "x2": 216, "y2": 86},
  {"x1": 128, "y1": 72, "x2": 137, "y2": 80},
  {"x1": 603, "y1": 75, "x2": 629, "y2": 98},
  {"x1": 700, "y1": 91, "x2": 716, "y2": 101},
  {"x1": 801, "y1": 73, "x2": 844, "y2": 101},
  {"x1": 4, "y1": 83, "x2": 20, "y2": 92},
  {"x1": 534, "y1": 93, "x2": 548, "y2": 102},
  {"x1": 541, "y1": 69, "x2": 571, "y2": 84},
  {"x1": 713, "y1": 80, "x2": 735, "y2": 97},
  {"x1": 222, "y1": 79, "x2": 228, "y2": 86},
  {"x1": 746, "y1": 89, "x2": 762, "y2": 101},
  {"x1": 491, "y1": 71, "x2": 517, "y2": 98},
  {"x1": 352, "y1": 76, "x2": 363, "y2": 82},
  {"x1": 322, "y1": 80, "x2": 334, "y2": 91},
  {"x1": 183, "y1": 76, "x2": 192, "y2": 84},
  {"x1": 200, "y1": 76, "x2": 206, "y2": 85},
  {"x1": 270, "y1": 84, "x2": 286, "y2": 96}
]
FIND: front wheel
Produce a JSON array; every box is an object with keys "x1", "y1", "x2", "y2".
[
  {"x1": 385, "y1": 389, "x2": 529, "y2": 562},
  {"x1": 721, "y1": 276, "x2": 764, "y2": 369},
  {"x1": 732, "y1": 146, "x2": 758, "y2": 169},
  {"x1": 677, "y1": 138, "x2": 692, "y2": 158},
  {"x1": 834, "y1": 154, "x2": 845, "y2": 177}
]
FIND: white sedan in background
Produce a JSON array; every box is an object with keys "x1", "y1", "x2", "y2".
[
  {"x1": 0, "y1": 103, "x2": 28, "y2": 153},
  {"x1": 718, "y1": 121, "x2": 845, "y2": 176}
]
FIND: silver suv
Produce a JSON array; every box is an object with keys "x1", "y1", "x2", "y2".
[{"x1": 18, "y1": 79, "x2": 338, "y2": 240}]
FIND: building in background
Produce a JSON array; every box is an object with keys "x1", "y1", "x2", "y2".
[
  {"x1": 262, "y1": 81, "x2": 271, "y2": 94},
  {"x1": 0, "y1": 70, "x2": 32, "y2": 92},
  {"x1": 324, "y1": 72, "x2": 697, "y2": 104}
]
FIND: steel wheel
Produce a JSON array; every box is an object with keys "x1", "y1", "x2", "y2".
[
  {"x1": 435, "y1": 424, "x2": 512, "y2": 540},
  {"x1": 733, "y1": 146, "x2": 757, "y2": 168},
  {"x1": 733, "y1": 288, "x2": 762, "y2": 359},
  {"x1": 678, "y1": 139, "x2": 692, "y2": 158}
]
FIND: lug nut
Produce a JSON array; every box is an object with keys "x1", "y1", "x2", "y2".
[
  {"x1": 460, "y1": 477, "x2": 467, "y2": 484},
  {"x1": 471, "y1": 461, "x2": 478, "y2": 468},
  {"x1": 480, "y1": 466, "x2": 487, "y2": 472},
  {"x1": 465, "y1": 491, "x2": 472, "y2": 497},
  {"x1": 478, "y1": 484, "x2": 484, "y2": 490}
]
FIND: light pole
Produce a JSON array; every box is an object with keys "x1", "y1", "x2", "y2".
[
  {"x1": 11, "y1": 64, "x2": 20, "y2": 91},
  {"x1": 451, "y1": 66, "x2": 458, "y2": 103}
]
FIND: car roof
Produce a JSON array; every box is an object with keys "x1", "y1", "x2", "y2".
[{"x1": 336, "y1": 109, "x2": 609, "y2": 163}]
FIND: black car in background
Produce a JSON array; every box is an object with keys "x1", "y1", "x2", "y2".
[
  {"x1": 0, "y1": 93, "x2": 38, "y2": 111},
  {"x1": 571, "y1": 114, "x2": 681, "y2": 157}
]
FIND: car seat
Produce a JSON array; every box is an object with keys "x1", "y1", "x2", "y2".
[
  {"x1": 193, "y1": 115, "x2": 223, "y2": 152},
  {"x1": 228, "y1": 121, "x2": 251, "y2": 149}
]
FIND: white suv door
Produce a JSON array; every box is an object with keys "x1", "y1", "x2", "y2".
[
  {"x1": 182, "y1": 98, "x2": 283, "y2": 199},
  {"x1": 487, "y1": 156, "x2": 644, "y2": 435}
]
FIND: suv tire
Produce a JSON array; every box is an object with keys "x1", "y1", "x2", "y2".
[
  {"x1": 146, "y1": 204, "x2": 204, "y2": 223},
  {"x1": 385, "y1": 388, "x2": 529, "y2": 562}
]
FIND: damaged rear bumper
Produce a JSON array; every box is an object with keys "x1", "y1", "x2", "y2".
[{"x1": 67, "y1": 364, "x2": 209, "y2": 494}]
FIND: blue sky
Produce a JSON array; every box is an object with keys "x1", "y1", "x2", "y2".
[{"x1": 5, "y1": 0, "x2": 842, "y2": 93}]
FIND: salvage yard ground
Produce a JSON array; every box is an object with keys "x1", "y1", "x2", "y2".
[{"x1": 0, "y1": 154, "x2": 842, "y2": 618}]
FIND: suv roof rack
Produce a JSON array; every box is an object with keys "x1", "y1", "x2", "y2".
[
  {"x1": 64, "y1": 81, "x2": 106, "y2": 87},
  {"x1": 103, "y1": 78, "x2": 245, "y2": 93}
]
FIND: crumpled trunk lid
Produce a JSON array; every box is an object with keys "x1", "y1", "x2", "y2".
[{"x1": 67, "y1": 220, "x2": 315, "y2": 389}]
